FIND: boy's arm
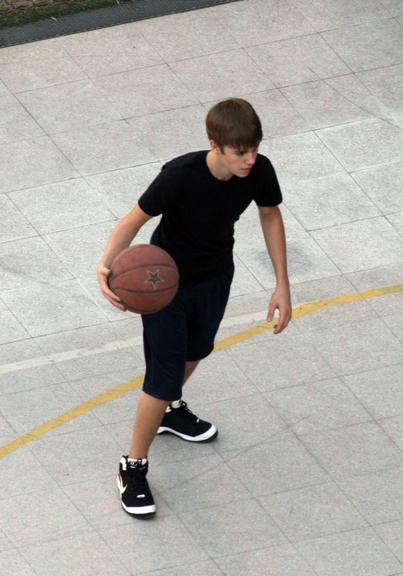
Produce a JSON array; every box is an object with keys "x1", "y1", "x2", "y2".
[
  {"x1": 258, "y1": 205, "x2": 292, "y2": 334},
  {"x1": 97, "y1": 203, "x2": 153, "y2": 311}
]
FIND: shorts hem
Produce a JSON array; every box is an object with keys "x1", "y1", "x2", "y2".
[
  {"x1": 186, "y1": 347, "x2": 213, "y2": 362},
  {"x1": 142, "y1": 388, "x2": 181, "y2": 402}
]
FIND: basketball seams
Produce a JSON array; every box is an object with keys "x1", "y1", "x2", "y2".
[
  {"x1": 109, "y1": 264, "x2": 177, "y2": 283},
  {"x1": 110, "y1": 268, "x2": 178, "y2": 288},
  {"x1": 109, "y1": 244, "x2": 179, "y2": 313},
  {"x1": 113, "y1": 286, "x2": 178, "y2": 295}
]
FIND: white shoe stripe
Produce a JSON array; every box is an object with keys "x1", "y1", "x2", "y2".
[
  {"x1": 121, "y1": 502, "x2": 156, "y2": 515},
  {"x1": 157, "y1": 424, "x2": 217, "y2": 442}
]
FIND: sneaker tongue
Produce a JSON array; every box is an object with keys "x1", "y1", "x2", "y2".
[{"x1": 171, "y1": 399, "x2": 182, "y2": 409}]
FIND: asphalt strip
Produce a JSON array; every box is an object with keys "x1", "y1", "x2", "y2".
[{"x1": 0, "y1": 0, "x2": 240, "y2": 47}]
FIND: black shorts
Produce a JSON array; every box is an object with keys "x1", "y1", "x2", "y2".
[{"x1": 141, "y1": 265, "x2": 234, "y2": 401}]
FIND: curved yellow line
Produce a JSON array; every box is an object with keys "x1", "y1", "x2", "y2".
[
  {"x1": 214, "y1": 283, "x2": 403, "y2": 350},
  {"x1": 1, "y1": 283, "x2": 402, "y2": 460}
]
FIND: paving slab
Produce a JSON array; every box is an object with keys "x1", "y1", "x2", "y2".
[
  {"x1": 169, "y1": 49, "x2": 274, "y2": 103},
  {"x1": 158, "y1": 459, "x2": 250, "y2": 514},
  {"x1": 265, "y1": 377, "x2": 372, "y2": 437},
  {"x1": 179, "y1": 497, "x2": 287, "y2": 558},
  {"x1": 259, "y1": 482, "x2": 367, "y2": 542},
  {"x1": 380, "y1": 414, "x2": 403, "y2": 451},
  {"x1": 388, "y1": 210, "x2": 403, "y2": 235},
  {"x1": 343, "y1": 364, "x2": 403, "y2": 420},
  {"x1": 339, "y1": 466, "x2": 403, "y2": 525},
  {"x1": 374, "y1": 519, "x2": 403, "y2": 564},
  {"x1": 0, "y1": 88, "x2": 45, "y2": 145},
  {"x1": 0, "y1": 40, "x2": 87, "y2": 92},
  {"x1": 29, "y1": 426, "x2": 124, "y2": 486},
  {"x1": 0, "y1": 309, "x2": 28, "y2": 345},
  {"x1": 225, "y1": 434, "x2": 328, "y2": 496},
  {"x1": 0, "y1": 136, "x2": 78, "y2": 194},
  {"x1": 0, "y1": 487, "x2": 90, "y2": 548},
  {"x1": 215, "y1": 544, "x2": 318, "y2": 576},
  {"x1": 326, "y1": 72, "x2": 402, "y2": 122},
  {"x1": 246, "y1": 34, "x2": 350, "y2": 88},
  {"x1": 126, "y1": 105, "x2": 209, "y2": 161},
  {"x1": 310, "y1": 217, "x2": 403, "y2": 273},
  {"x1": 321, "y1": 18, "x2": 403, "y2": 72},
  {"x1": 259, "y1": 132, "x2": 342, "y2": 186},
  {"x1": 20, "y1": 529, "x2": 131, "y2": 576},
  {"x1": 283, "y1": 171, "x2": 380, "y2": 230},
  {"x1": 300, "y1": 421, "x2": 403, "y2": 483},
  {"x1": 317, "y1": 118, "x2": 403, "y2": 171},
  {"x1": 85, "y1": 162, "x2": 162, "y2": 218},
  {"x1": 0, "y1": 381, "x2": 101, "y2": 436},
  {"x1": 1, "y1": 280, "x2": 108, "y2": 337},
  {"x1": 17, "y1": 79, "x2": 123, "y2": 135},
  {"x1": 295, "y1": 527, "x2": 402, "y2": 576},
  {"x1": 59, "y1": 23, "x2": 164, "y2": 79},
  {"x1": 0, "y1": 550, "x2": 37, "y2": 576},
  {"x1": 279, "y1": 80, "x2": 371, "y2": 130},
  {"x1": 290, "y1": 0, "x2": 390, "y2": 28},
  {"x1": 97, "y1": 515, "x2": 208, "y2": 574},
  {"x1": 52, "y1": 120, "x2": 158, "y2": 175},
  {"x1": 211, "y1": 0, "x2": 316, "y2": 46},
  {"x1": 356, "y1": 64, "x2": 403, "y2": 114},
  {"x1": 9, "y1": 178, "x2": 115, "y2": 234},
  {"x1": 135, "y1": 8, "x2": 243, "y2": 62},
  {"x1": 351, "y1": 160, "x2": 403, "y2": 215}
]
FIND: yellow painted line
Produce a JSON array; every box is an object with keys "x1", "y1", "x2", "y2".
[
  {"x1": 0, "y1": 283, "x2": 402, "y2": 460},
  {"x1": 214, "y1": 283, "x2": 403, "y2": 351},
  {"x1": 0, "y1": 376, "x2": 144, "y2": 460}
]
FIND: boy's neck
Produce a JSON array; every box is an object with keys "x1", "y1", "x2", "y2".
[{"x1": 206, "y1": 150, "x2": 233, "y2": 181}]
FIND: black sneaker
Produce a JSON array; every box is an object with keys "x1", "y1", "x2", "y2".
[
  {"x1": 117, "y1": 456, "x2": 156, "y2": 519},
  {"x1": 156, "y1": 400, "x2": 218, "y2": 442}
]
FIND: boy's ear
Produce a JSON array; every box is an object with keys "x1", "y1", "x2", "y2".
[{"x1": 209, "y1": 139, "x2": 223, "y2": 154}]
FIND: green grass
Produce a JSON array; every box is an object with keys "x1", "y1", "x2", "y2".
[{"x1": 0, "y1": 0, "x2": 131, "y2": 28}]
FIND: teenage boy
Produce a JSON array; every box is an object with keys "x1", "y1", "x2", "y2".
[{"x1": 97, "y1": 98, "x2": 291, "y2": 519}]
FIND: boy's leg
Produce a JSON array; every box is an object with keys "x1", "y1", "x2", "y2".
[
  {"x1": 128, "y1": 360, "x2": 200, "y2": 459},
  {"x1": 182, "y1": 359, "x2": 199, "y2": 386},
  {"x1": 129, "y1": 392, "x2": 170, "y2": 459}
]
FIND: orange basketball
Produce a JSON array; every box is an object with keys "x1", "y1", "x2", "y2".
[{"x1": 109, "y1": 244, "x2": 179, "y2": 314}]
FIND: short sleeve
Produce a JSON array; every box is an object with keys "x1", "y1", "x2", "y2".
[
  {"x1": 253, "y1": 155, "x2": 283, "y2": 207},
  {"x1": 138, "y1": 165, "x2": 183, "y2": 216}
]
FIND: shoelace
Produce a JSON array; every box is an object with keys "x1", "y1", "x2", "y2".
[
  {"x1": 126, "y1": 465, "x2": 148, "y2": 492},
  {"x1": 178, "y1": 401, "x2": 200, "y2": 423}
]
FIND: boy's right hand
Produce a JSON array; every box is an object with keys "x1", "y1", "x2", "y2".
[{"x1": 97, "y1": 265, "x2": 127, "y2": 311}]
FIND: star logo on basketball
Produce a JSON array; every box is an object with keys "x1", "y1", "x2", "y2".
[{"x1": 144, "y1": 270, "x2": 163, "y2": 289}]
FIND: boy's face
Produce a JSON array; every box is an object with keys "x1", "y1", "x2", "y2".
[{"x1": 212, "y1": 142, "x2": 259, "y2": 178}]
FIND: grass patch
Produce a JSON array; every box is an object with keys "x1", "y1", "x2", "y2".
[{"x1": 0, "y1": 0, "x2": 131, "y2": 28}]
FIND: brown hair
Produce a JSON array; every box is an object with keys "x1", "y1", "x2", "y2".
[{"x1": 206, "y1": 98, "x2": 263, "y2": 151}]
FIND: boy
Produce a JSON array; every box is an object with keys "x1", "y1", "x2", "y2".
[{"x1": 97, "y1": 98, "x2": 292, "y2": 519}]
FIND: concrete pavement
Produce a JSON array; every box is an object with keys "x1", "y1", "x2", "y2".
[{"x1": 0, "y1": 1, "x2": 403, "y2": 574}]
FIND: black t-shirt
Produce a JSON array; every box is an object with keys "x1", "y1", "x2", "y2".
[{"x1": 138, "y1": 150, "x2": 282, "y2": 284}]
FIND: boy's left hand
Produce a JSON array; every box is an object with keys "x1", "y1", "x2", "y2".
[{"x1": 267, "y1": 286, "x2": 292, "y2": 334}]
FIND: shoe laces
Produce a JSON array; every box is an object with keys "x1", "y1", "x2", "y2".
[
  {"x1": 126, "y1": 463, "x2": 148, "y2": 491},
  {"x1": 177, "y1": 400, "x2": 200, "y2": 423}
]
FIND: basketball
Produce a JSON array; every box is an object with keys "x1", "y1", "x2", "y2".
[{"x1": 109, "y1": 244, "x2": 179, "y2": 314}]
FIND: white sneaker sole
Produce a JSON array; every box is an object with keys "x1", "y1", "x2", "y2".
[
  {"x1": 116, "y1": 475, "x2": 156, "y2": 518},
  {"x1": 156, "y1": 424, "x2": 218, "y2": 442}
]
